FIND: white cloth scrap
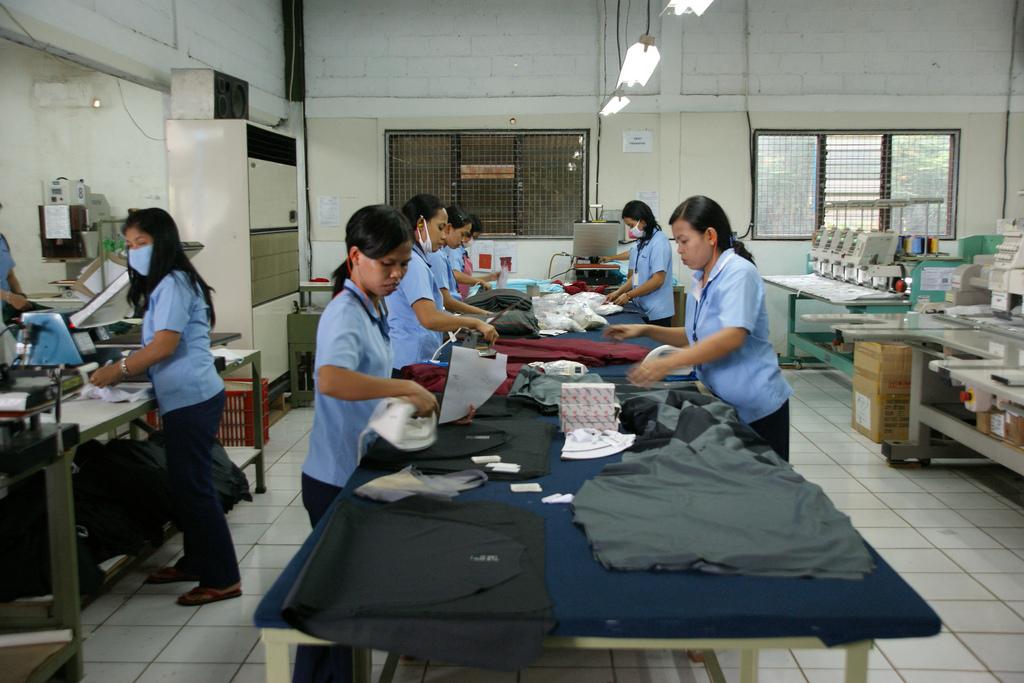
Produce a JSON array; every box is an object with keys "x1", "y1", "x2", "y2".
[
  {"x1": 211, "y1": 348, "x2": 245, "y2": 365},
  {"x1": 541, "y1": 493, "x2": 574, "y2": 504},
  {"x1": 561, "y1": 428, "x2": 635, "y2": 460}
]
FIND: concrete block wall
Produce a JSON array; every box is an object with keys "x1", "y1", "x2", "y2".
[
  {"x1": 0, "y1": 0, "x2": 289, "y2": 121},
  {"x1": 305, "y1": 0, "x2": 1023, "y2": 114},
  {"x1": 306, "y1": 0, "x2": 610, "y2": 100}
]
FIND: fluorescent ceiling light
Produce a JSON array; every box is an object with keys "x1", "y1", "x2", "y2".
[
  {"x1": 666, "y1": 0, "x2": 716, "y2": 16},
  {"x1": 599, "y1": 93, "x2": 630, "y2": 116},
  {"x1": 616, "y1": 35, "x2": 660, "y2": 88}
]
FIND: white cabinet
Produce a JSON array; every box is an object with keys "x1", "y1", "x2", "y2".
[{"x1": 167, "y1": 120, "x2": 299, "y2": 382}]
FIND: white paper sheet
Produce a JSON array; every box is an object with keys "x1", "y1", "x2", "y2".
[
  {"x1": 438, "y1": 346, "x2": 507, "y2": 424},
  {"x1": 44, "y1": 204, "x2": 72, "y2": 239},
  {"x1": 495, "y1": 242, "x2": 517, "y2": 272},
  {"x1": 474, "y1": 240, "x2": 495, "y2": 271},
  {"x1": 317, "y1": 196, "x2": 340, "y2": 227}
]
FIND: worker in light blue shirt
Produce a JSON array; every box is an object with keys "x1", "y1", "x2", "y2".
[
  {"x1": 604, "y1": 195, "x2": 792, "y2": 460},
  {"x1": 604, "y1": 200, "x2": 675, "y2": 326},
  {"x1": 387, "y1": 194, "x2": 497, "y2": 372},
  {"x1": 0, "y1": 202, "x2": 32, "y2": 315},
  {"x1": 297, "y1": 205, "x2": 437, "y2": 683},
  {"x1": 89, "y1": 208, "x2": 240, "y2": 605}
]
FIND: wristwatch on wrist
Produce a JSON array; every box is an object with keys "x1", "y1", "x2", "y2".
[{"x1": 120, "y1": 358, "x2": 129, "y2": 376}]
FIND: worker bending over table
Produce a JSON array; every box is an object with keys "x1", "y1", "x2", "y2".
[
  {"x1": 441, "y1": 204, "x2": 495, "y2": 298},
  {"x1": 604, "y1": 195, "x2": 792, "y2": 460},
  {"x1": 603, "y1": 200, "x2": 675, "y2": 326},
  {"x1": 387, "y1": 194, "x2": 497, "y2": 373},
  {"x1": 88, "y1": 208, "x2": 241, "y2": 605},
  {"x1": 296, "y1": 205, "x2": 438, "y2": 683}
]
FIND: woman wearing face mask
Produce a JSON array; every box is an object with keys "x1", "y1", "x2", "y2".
[
  {"x1": 424, "y1": 205, "x2": 492, "y2": 316},
  {"x1": 604, "y1": 196, "x2": 792, "y2": 460},
  {"x1": 293, "y1": 205, "x2": 438, "y2": 683},
  {"x1": 88, "y1": 208, "x2": 241, "y2": 605},
  {"x1": 441, "y1": 205, "x2": 494, "y2": 299},
  {"x1": 387, "y1": 194, "x2": 498, "y2": 372},
  {"x1": 603, "y1": 200, "x2": 675, "y2": 326}
]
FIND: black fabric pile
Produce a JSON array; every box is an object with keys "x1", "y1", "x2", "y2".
[
  {"x1": 464, "y1": 288, "x2": 533, "y2": 312},
  {"x1": 0, "y1": 435, "x2": 252, "y2": 600},
  {"x1": 282, "y1": 497, "x2": 555, "y2": 671},
  {"x1": 571, "y1": 388, "x2": 875, "y2": 579},
  {"x1": 457, "y1": 310, "x2": 540, "y2": 339},
  {"x1": 361, "y1": 415, "x2": 554, "y2": 481}
]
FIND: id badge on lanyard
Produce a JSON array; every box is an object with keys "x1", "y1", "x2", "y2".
[{"x1": 691, "y1": 253, "x2": 734, "y2": 343}]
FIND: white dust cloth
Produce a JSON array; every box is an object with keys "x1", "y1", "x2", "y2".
[
  {"x1": 78, "y1": 383, "x2": 154, "y2": 403},
  {"x1": 561, "y1": 428, "x2": 635, "y2": 460},
  {"x1": 211, "y1": 348, "x2": 245, "y2": 365}
]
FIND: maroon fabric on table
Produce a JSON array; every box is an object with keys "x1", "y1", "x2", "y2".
[
  {"x1": 401, "y1": 338, "x2": 649, "y2": 394},
  {"x1": 490, "y1": 338, "x2": 649, "y2": 366},
  {"x1": 403, "y1": 362, "x2": 525, "y2": 395}
]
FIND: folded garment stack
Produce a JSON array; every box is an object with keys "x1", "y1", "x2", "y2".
[{"x1": 560, "y1": 382, "x2": 619, "y2": 432}]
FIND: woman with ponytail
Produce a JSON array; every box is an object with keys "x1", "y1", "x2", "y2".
[
  {"x1": 603, "y1": 200, "x2": 675, "y2": 326},
  {"x1": 604, "y1": 195, "x2": 792, "y2": 460}
]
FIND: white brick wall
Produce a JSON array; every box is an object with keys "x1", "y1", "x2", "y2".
[{"x1": 3, "y1": 0, "x2": 288, "y2": 119}]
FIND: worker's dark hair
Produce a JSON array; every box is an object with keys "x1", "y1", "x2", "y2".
[
  {"x1": 401, "y1": 194, "x2": 446, "y2": 231},
  {"x1": 122, "y1": 207, "x2": 216, "y2": 326},
  {"x1": 669, "y1": 195, "x2": 755, "y2": 264},
  {"x1": 621, "y1": 200, "x2": 660, "y2": 248},
  {"x1": 333, "y1": 205, "x2": 414, "y2": 295},
  {"x1": 445, "y1": 204, "x2": 471, "y2": 229},
  {"x1": 468, "y1": 214, "x2": 484, "y2": 237}
]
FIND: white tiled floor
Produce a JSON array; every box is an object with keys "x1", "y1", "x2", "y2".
[{"x1": 74, "y1": 368, "x2": 1024, "y2": 682}]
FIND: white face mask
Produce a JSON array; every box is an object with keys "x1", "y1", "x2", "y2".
[
  {"x1": 418, "y1": 216, "x2": 433, "y2": 253},
  {"x1": 628, "y1": 223, "x2": 645, "y2": 240}
]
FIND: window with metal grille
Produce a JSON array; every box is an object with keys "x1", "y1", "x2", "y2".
[
  {"x1": 754, "y1": 130, "x2": 959, "y2": 239},
  {"x1": 387, "y1": 130, "x2": 589, "y2": 237}
]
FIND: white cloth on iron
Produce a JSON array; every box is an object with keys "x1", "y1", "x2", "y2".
[
  {"x1": 354, "y1": 465, "x2": 488, "y2": 502},
  {"x1": 561, "y1": 428, "x2": 635, "y2": 460}
]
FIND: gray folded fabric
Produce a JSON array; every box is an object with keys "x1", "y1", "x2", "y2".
[{"x1": 354, "y1": 466, "x2": 488, "y2": 502}]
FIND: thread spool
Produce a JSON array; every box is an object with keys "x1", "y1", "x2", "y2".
[
  {"x1": 927, "y1": 236, "x2": 939, "y2": 254},
  {"x1": 911, "y1": 236, "x2": 925, "y2": 254},
  {"x1": 901, "y1": 236, "x2": 913, "y2": 253}
]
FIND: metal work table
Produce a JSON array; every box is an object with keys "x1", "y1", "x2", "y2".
[
  {"x1": 811, "y1": 311, "x2": 1024, "y2": 469},
  {"x1": 764, "y1": 275, "x2": 910, "y2": 374}
]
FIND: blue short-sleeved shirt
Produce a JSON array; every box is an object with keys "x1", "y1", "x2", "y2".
[
  {"x1": 302, "y1": 280, "x2": 393, "y2": 489},
  {"x1": 429, "y1": 248, "x2": 461, "y2": 300},
  {"x1": 0, "y1": 235, "x2": 16, "y2": 292},
  {"x1": 142, "y1": 271, "x2": 224, "y2": 415},
  {"x1": 387, "y1": 246, "x2": 445, "y2": 370},
  {"x1": 685, "y1": 250, "x2": 792, "y2": 423},
  {"x1": 628, "y1": 230, "x2": 675, "y2": 321}
]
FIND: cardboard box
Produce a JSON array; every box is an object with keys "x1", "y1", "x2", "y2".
[
  {"x1": 977, "y1": 409, "x2": 1024, "y2": 446},
  {"x1": 853, "y1": 342, "x2": 912, "y2": 395},
  {"x1": 560, "y1": 403, "x2": 620, "y2": 432},
  {"x1": 560, "y1": 383, "x2": 616, "y2": 406},
  {"x1": 852, "y1": 373, "x2": 910, "y2": 443}
]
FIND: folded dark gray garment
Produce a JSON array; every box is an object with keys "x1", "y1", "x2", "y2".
[
  {"x1": 507, "y1": 365, "x2": 609, "y2": 414},
  {"x1": 464, "y1": 289, "x2": 532, "y2": 312},
  {"x1": 354, "y1": 466, "x2": 488, "y2": 502}
]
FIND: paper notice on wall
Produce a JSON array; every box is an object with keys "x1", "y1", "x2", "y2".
[
  {"x1": 44, "y1": 204, "x2": 72, "y2": 239},
  {"x1": 623, "y1": 130, "x2": 654, "y2": 153},
  {"x1": 495, "y1": 242, "x2": 517, "y2": 273},
  {"x1": 636, "y1": 190, "x2": 659, "y2": 220},
  {"x1": 317, "y1": 196, "x2": 340, "y2": 227},
  {"x1": 474, "y1": 240, "x2": 494, "y2": 271}
]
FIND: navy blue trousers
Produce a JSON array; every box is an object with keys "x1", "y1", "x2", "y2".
[
  {"x1": 163, "y1": 390, "x2": 240, "y2": 588},
  {"x1": 749, "y1": 399, "x2": 790, "y2": 462},
  {"x1": 294, "y1": 473, "x2": 352, "y2": 683}
]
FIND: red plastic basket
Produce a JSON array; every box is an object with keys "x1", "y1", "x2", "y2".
[{"x1": 145, "y1": 378, "x2": 270, "y2": 447}]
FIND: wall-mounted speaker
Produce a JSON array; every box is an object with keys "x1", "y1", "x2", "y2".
[{"x1": 171, "y1": 68, "x2": 249, "y2": 120}]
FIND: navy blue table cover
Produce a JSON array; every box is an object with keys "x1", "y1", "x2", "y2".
[{"x1": 254, "y1": 306, "x2": 940, "y2": 648}]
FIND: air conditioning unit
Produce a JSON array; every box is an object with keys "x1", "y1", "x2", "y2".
[{"x1": 170, "y1": 69, "x2": 249, "y2": 120}]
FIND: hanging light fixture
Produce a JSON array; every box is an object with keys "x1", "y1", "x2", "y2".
[
  {"x1": 599, "y1": 91, "x2": 630, "y2": 116},
  {"x1": 665, "y1": 0, "x2": 716, "y2": 16},
  {"x1": 616, "y1": 34, "x2": 660, "y2": 88}
]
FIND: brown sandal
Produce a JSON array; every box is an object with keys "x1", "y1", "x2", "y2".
[
  {"x1": 146, "y1": 567, "x2": 200, "y2": 584},
  {"x1": 177, "y1": 586, "x2": 242, "y2": 606}
]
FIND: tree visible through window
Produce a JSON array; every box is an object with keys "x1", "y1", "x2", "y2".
[
  {"x1": 387, "y1": 130, "x2": 588, "y2": 237},
  {"x1": 754, "y1": 130, "x2": 959, "y2": 239}
]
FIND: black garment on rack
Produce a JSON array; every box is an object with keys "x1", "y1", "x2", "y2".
[
  {"x1": 361, "y1": 417, "x2": 554, "y2": 480},
  {"x1": 282, "y1": 497, "x2": 554, "y2": 672}
]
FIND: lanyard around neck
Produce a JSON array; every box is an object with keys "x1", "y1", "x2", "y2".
[{"x1": 691, "y1": 252, "x2": 734, "y2": 343}]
